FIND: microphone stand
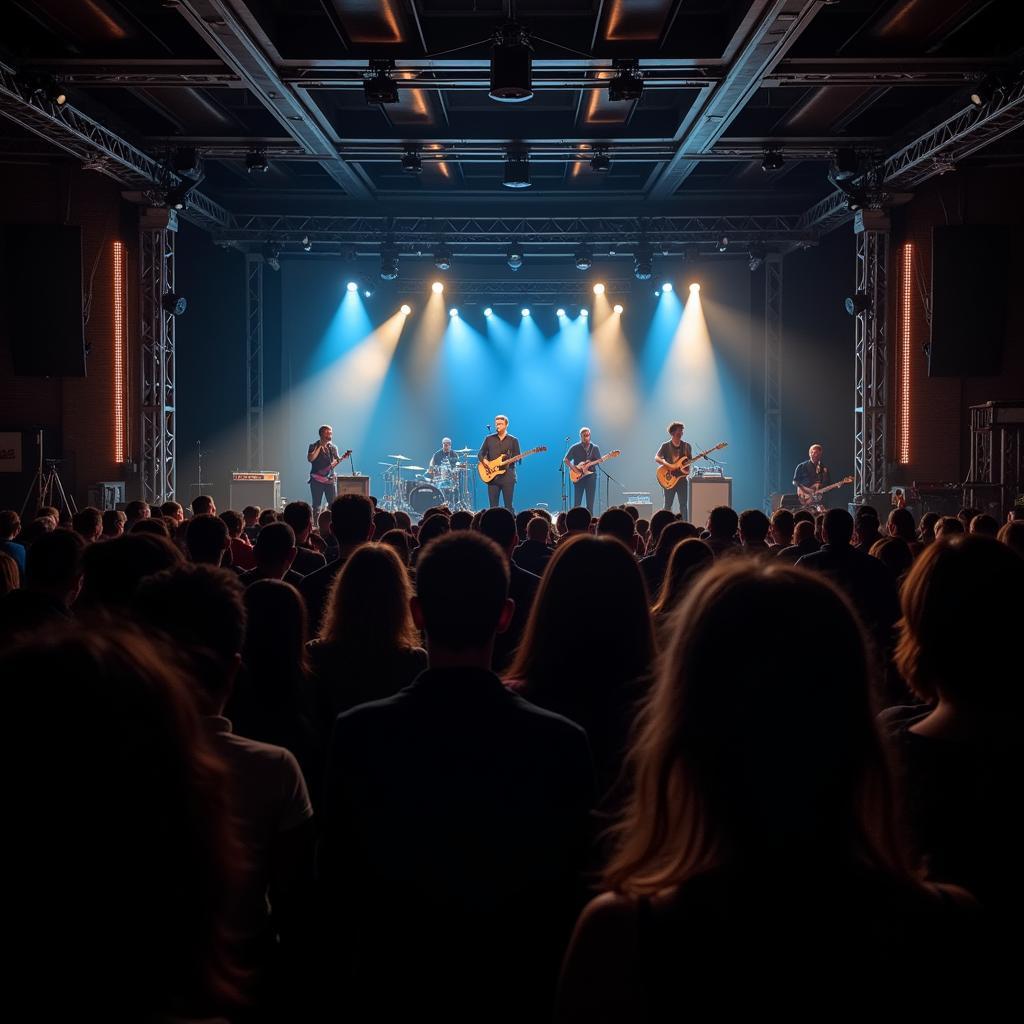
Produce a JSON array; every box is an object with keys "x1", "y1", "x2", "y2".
[
  {"x1": 599, "y1": 465, "x2": 621, "y2": 515},
  {"x1": 559, "y1": 435, "x2": 570, "y2": 513}
]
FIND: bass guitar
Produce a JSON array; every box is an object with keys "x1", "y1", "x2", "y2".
[
  {"x1": 569, "y1": 450, "x2": 621, "y2": 483},
  {"x1": 310, "y1": 448, "x2": 352, "y2": 486},
  {"x1": 478, "y1": 446, "x2": 548, "y2": 484},
  {"x1": 656, "y1": 442, "x2": 728, "y2": 489}
]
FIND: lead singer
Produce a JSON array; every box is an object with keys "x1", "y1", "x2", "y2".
[
  {"x1": 478, "y1": 414, "x2": 520, "y2": 511},
  {"x1": 307, "y1": 423, "x2": 340, "y2": 510}
]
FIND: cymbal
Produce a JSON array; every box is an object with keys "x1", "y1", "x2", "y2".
[
  {"x1": 387, "y1": 454, "x2": 411, "y2": 461},
  {"x1": 455, "y1": 446, "x2": 473, "y2": 453},
  {"x1": 405, "y1": 465, "x2": 425, "y2": 471},
  {"x1": 378, "y1": 461, "x2": 398, "y2": 467}
]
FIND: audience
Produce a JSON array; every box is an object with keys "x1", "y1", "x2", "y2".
[
  {"x1": 0, "y1": 509, "x2": 26, "y2": 581},
  {"x1": 650, "y1": 537, "x2": 714, "y2": 625},
  {"x1": 281, "y1": 501, "x2": 328, "y2": 576},
  {"x1": 240, "y1": 521, "x2": 303, "y2": 586},
  {"x1": 71, "y1": 505, "x2": 103, "y2": 543},
  {"x1": 704, "y1": 505, "x2": 739, "y2": 557},
  {"x1": 557, "y1": 560, "x2": 981, "y2": 1021},
  {"x1": 596, "y1": 507, "x2": 636, "y2": 550},
  {"x1": 100, "y1": 508, "x2": 126, "y2": 540},
  {"x1": 737, "y1": 508, "x2": 771, "y2": 557},
  {"x1": 0, "y1": 528, "x2": 84, "y2": 642},
  {"x1": 513, "y1": 515, "x2": 554, "y2": 575},
  {"x1": 768, "y1": 507, "x2": 794, "y2": 550},
  {"x1": 186, "y1": 512, "x2": 231, "y2": 566},
  {"x1": 775, "y1": 518, "x2": 819, "y2": 562},
  {"x1": 321, "y1": 532, "x2": 594, "y2": 1020},
  {"x1": 192, "y1": 494, "x2": 217, "y2": 517},
  {"x1": 0, "y1": 551, "x2": 19, "y2": 594},
  {"x1": 639, "y1": 520, "x2": 691, "y2": 597}
]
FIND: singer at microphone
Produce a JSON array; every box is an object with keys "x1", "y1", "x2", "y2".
[
  {"x1": 477, "y1": 413, "x2": 520, "y2": 512},
  {"x1": 307, "y1": 423, "x2": 340, "y2": 511}
]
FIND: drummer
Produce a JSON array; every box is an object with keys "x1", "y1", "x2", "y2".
[{"x1": 428, "y1": 437, "x2": 459, "y2": 477}]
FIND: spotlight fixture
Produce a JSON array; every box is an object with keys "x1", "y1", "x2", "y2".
[
  {"x1": 506, "y1": 244, "x2": 524, "y2": 271},
  {"x1": 301, "y1": 235, "x2": 312, "y2": 253},
  {"x1": 401, "y1": 148, "x2": 423, "y2": 174},
  {"x1": 364, "y1": 59, "x2": 398, "y2": 104},
  {"x1": 654, "y1": 290, "x2": 661, "y2": 297},
  {"x1": 580, "y1": 308, "x2": 589, "y2": 318},
  {"x1": 521, "y1": 307, "x2": 531, "y2": 318},
  {"x1": 165, "y1": 171, "x2": 205, "y2": 212},
  {"x1": 346, "y1": 281, "x2": 359, "y2": 292},
  {"x1": 969, "y1": 73, "x2": 1007, "y2": 107},
  {"x1": 844, "y1": 291, "x2": 871, "y2": 316},
  {"x1": 161, "y1": 292, "x2": 187, "y2": 316},
  {"x1": 490, "y1": 21, "x2": 533, "y2": 102},
  {"x1": 662, "y1": 282, "x2": 673, "y2": 293},
  {"x1": 364, "y1": 288, "x2": 374, "y2": 299},
  {"x1": 613, "y1": 303, "x2": 624, "y2": 314},
  {"x1": 608, "y1": 60, "x2": 643, "y2": 102},
  {"x1": 484, "y1": 307, "x2": 493, "y2": 317},
  {"x1": 263, "y1": 243, "x2": 280, "y2": 272},
  {"x1": 21, "y1": 73, "x2": 67, "y2": 106},
  {"x1": 400, "y1": 304, "x2": 412, "y2": 315},
  {"x1": 574, "y1": 246, "x2": 593, "y2": 271},
  {"x1": 717, "y1": 236, "x2": 729, "y2": 252},
  {"x1": 245, "y1": 149, "x2": 269, "y2": 174},
  {"x1": 556, "y1": 307, "x2": 566, "y2": 317},
  {"x1": 593, "y1": 282, "x2": 605, "y2": 295},
  {"x1": 431, "y1": 281, "x2": 444, "y2": 294},
  {"x1": 590, "y1": 149, "x2": 611, "y2": 173},
  {"x1": 634, "y1": 244, "x2": 653, "y2": 280},
  {"x1": 748, "y1": 248, "x2": 767, "y2": 272},
  {"x1": 379, "y1": 245, "x2": 400, "y2": 281},
  {"x1": 831, "y1": 147, "x2": 860, "y2": 182},
  {"x1": 503, "y1": 150, "x2": 531, "y2": 189},
  {"x1": 689, "y1": 283, "x2": 700, "y2": 294},
  {"x1": 761, "y1": 149, "x2": 785, "y2": 173},
  {"x1": 172, "y1": 147, "x2": 200, "y2": 175},
  {"x1": 449, "y1": 307, "x2": 459, "y2": 318},
  {"x1": 433, "y1": 245, "x2": 453, "y2": 271}
]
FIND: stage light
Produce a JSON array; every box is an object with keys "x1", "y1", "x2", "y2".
[
  {"x1": 364, "y1": 60, "x2": 398, "y2": 104},
  {"x1": 717, "y1": 236, "x2": 728, "y2": 252},
  {"x1": 379, "y1": 245, "x2": 399, "y2": 280},
  {"x1": 172, "y1": 147, "x2": 200, "y2": 175},
  {"x1": 400, "y1": 304, "x2": 412, "y2": 315},
  {"x1": 832, "y1": 147, "x2": 860, "y2": 182},
  {"x1": 689, "y1": 283, "x2": 700, "y2": 294},
  {"x1": 761, "y1": 149, "x2": 785, "y2": 172},
  {"x1": 844, "y1": 291, "x2": 871, "y2": 316},
  {"x1": 432, "y1": 281, "x2": 444, "y2": 294},
  {"x1": 556, "y1": 307, "x2": 566, "y2": 317},
  {"x1": 608, "y1": 60, "x2": 643, "y2": 102},
  {"x1": 364, "y1": 288, "x2": 374, "y2": 298},
  {"x1": 246, "y1": 149, "x2": 269, "y2": 174},
  {"x1": 301, "y1": 235, "x2": 312, "y2": 252},
  {"x1": 654, "y1": 290, "x2": 660, "y2": 297},
  {"x1": 484, "y1": 307, "x2": 493, "y2": 317},
  {"x1": 521, "y1": 307, "x2": 530, "y2": 317},
  {"x1": 433, "y1": 246, "x2": 453, "y2": 271},
  {"x1": 449, "y1": 307, "x2": 459, "y2": 318},
  {"x1": 634, "y1": 244, "x2": 653, "y2": 280},
  {"x1": 593, "y1": 282, "x2": 605, "y2": 295},
  {"x1": 346, "y1": 281, "x2": 359, "y2": 292},
  {"x1": 748, "y1": 248, "x2": 767, "y2": 272},
  {"x1": 23, "y1": 73, "x2": 67, "y2": 107},
  {"x1": 574, "y1": 246, "x2": 593, "y2": 271},
  {"x1": 613, "y1": 303, "x2": 623, "y2": 314},
  {"x1": 161, "y1": 292, "x2": 187, "y2": 316},
  {"x1": 580, "y1": 308, "x2": 589, "y2": 318},
  {"x1": 506, "y1": 244, "x2": 524, "y2": 270},
  {"x1": 165, "y1": 170, "x2": 204, "y2": 211},
  {"x1": 662, "y1": 282, "x2": 673, "y2": 292},
  {"x1": 263, "y1": 244, "x2": 280, "y2": 271},
  {"x1": 490, "y1": 21, "x2": 533, "y2": 102},
  {"x1": 590, "y1": 150, "x2": 611, "y2": 173},
  {"x1": 503, "y1": 150, "x2": 531, "y2": 188},
  {"x1": 401, "y1": 149, "x2": 422, "y2": 174}
]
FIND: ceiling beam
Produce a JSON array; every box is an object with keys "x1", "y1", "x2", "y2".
[
  {"x1": 647, "y1": 0, "x2": 825, "y2": 199},
  {"x1": 174, "y1": 0, "x2": 371, "y2": 198}
]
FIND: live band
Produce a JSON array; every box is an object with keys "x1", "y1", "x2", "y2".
[{"x1": 307, "y1": 421, "x2": 849, "y2": 515}]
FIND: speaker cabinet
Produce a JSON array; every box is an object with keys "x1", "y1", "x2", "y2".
[{"x1": 690, "y1": 477, "x2": 732, "y2": 528}]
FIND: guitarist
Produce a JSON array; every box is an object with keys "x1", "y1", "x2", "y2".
[
  {"x1": 564, "y1": 427, "x2": 602, "y2": 513},
  {"x1": 792, "y1": 443, "x2": 832, "y2": 509},
  {"x1": 478, "y1": 414, "x2": 521, "y2": 511},
  {"x1": 307, "y1": 423, "x2": 342, "y2": 510},
  {"x1": 654, "y1": 421, "x2": 692, "y2": 517}
]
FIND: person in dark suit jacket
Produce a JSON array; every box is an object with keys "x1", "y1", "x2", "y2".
[
  {"x1": 512, "y1": 514, "x2": 554, "y2": 577},
  {"x1": 478, "y1": 506, "x2": 540, "y2": 672},
  {"x1": 320, "y1": 531, "x2": 595, "y2": 1022}
]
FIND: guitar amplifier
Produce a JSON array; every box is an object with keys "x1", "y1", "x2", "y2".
[
  {"x1": 622, "y1": 491, "x2": 652, "y2": 506},
  {"x1": 230, "y1": 471, "x2": 280, "y2": 511},
  {"x1": 336, "y1": 474, "x2": 370, "y2": 498},
  {"x1": 690, "y1": 477, "x2": 732, "y2": 528}
]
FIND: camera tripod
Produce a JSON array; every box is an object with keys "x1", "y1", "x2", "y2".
[{"x1": 20, "y1": 442, "x2": 78, "y2": 521}]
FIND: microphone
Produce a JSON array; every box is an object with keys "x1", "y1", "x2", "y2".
[{"x1": 486, "y1": 423, "x2": 491, "y2": 433}]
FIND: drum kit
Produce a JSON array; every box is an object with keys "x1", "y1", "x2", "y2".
[{"x1": 379, "y1": 447, "x2": 475, "y2": 515}]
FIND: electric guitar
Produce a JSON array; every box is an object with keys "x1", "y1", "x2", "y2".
[
  {"x1": 656, "y1": 442, "x2": 728, "y2": 489},
  {"x1": 796, "y1": 475, "x2": 853, "y2": 507},
  {"x1": 478, "y1": 446, "x2": 548, "y2": 484},
  {"x1": 310, "y1": 447, "x2": 352, "y2": 485},
  {"x1": 569, "y1": 450, "x2": 621, "y2": 483}
]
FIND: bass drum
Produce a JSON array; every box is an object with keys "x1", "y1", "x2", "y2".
[{"x1": 406, "y1": 482, "x2": 444, "y2": 514}]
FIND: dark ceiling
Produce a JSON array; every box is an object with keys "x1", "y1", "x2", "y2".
[{"x1": 1, "y1": 0, "x2": 1021, "y2": 243}]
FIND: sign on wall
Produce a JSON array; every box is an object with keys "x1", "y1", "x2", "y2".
[{"x1": 0, "y1": 432, "x2": 22, "y2": 472}]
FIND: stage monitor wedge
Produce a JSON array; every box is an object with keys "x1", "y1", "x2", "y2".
[
  {"x1": 0, "y1": 224, "x2": 86, "y2": 377},
  {"x1": 928, "y1": 225, "x2": 1009, "y2": 377}
]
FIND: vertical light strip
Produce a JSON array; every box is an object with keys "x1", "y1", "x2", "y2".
[
  {"x1": 898, "y1": 242, "x2": 912, "y2": 465},
  {"x1": 113, "y1": 240, "x2": 126, "y2": 463}
]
